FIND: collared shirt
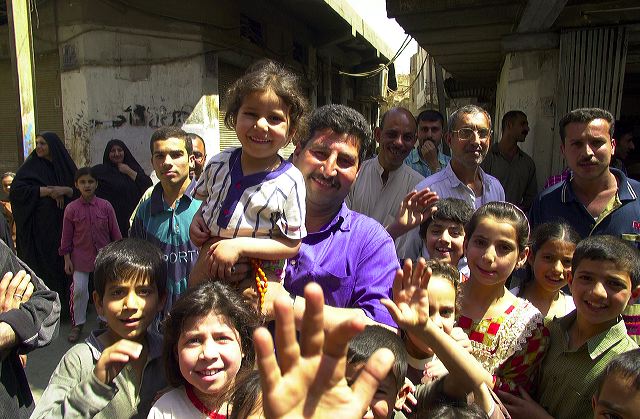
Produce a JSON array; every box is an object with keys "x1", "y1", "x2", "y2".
[
  {"x1": 195, "y1": 147, "x2": 306, "y2": 240},
  {"x1": 31, "y1": 329, "x2": 166, "y2": 419},
  {"x1": 404, "y1": 148, "x2": 451, "y2": 178},
  {"x1": 129, "y1": 181, "x2": 200, "y2": 314},
  {"x1": 346, "y1": 156, "x2": 424, "y2": 259},
  {"x1": 59, "y1": 196, "x2": 122, "y2": 272},
  {"x1": 402, "y1": 162, "x2": 505, "y2": 259},
  {"x1": 285, "y1": 202, "x2": 399, "y2": 328},
  {"x1": 536, "y1": 311, "x2": 638, "y2": 419},
  {"x1": 481, "y1": 143, "x2": 537, "y2": 211},
  {"x1": 529, "y1": 168, "x2": 640, "y2": 247}
]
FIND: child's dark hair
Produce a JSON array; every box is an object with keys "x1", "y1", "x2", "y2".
[
  {"x1": 229, "y1": 370, "x2": 262, "y2": 419},
  {"x1": 93, "y1": 238, "x2": 167, "y2": 299},
  {"x1": 465, "y1": 201, "x2": 530, "y2": 253},
  {"x1": 74, "y1": 166, "x2": 96, "y2": 182},
  {"x1": 572, "y1": 235, "x2": 640, "y2": 288},
  {"x1": 595, "y1": 348, "x2": 640, "y2": 398},
  {"x1": 426, "y1": 259, "x2": 460, "y2": 295},
  {"x1": 419, "y1": 198, "x2": 473, "y2": 238},
  {"x1": 348, "y1": 325, "x2": 408, "y2": 392},
  {"x1": 224, "y1": 59, "x2": 309, "y2": 145},
  {"x1": 518, "y1": 222, "x2": 580, "y2": 296},
  {"x1": 162, "y1": 281, "x2": 260, "y2": 389},
  {"x1": 422, "y1": 402, "x2": 489, "y2": 419}
]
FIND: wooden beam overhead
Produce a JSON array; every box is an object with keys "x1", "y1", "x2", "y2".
[
  {"x1": 502, "y1": 32, "x2": 560, "y2": 52},
  {"x1": 387, "y1": 0, "x2": 520, "y2": 17},
  {"x1": 394, "y1": 3, "x2": 521, "y2": 32},
  {"x1": 411, "y1": 23, "x2": 514, "y2": 43},
  {"x1": 516, "y1": 0, "x2": 568, "y2": 32},
  {"x1": 412, "y1": 39, "x2": 502, "y2": 56}
]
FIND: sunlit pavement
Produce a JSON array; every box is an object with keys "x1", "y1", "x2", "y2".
[{"x1": 26, "y1": 307, "x2": 99, "y2": 402}]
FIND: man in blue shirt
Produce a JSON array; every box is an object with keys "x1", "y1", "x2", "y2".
[
  {"x1": 404, "y1": 109, "x2": 450, "y2": 177},
  {"x1": 130, "y1": 126, "x2": 200, "y2": 315},
  {"x1": 530, "y1": 108, "x2": 640, "y2": 246}
]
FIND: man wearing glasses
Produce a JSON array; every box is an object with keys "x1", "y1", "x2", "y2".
[
  {"x1": 402, "y1": 105, "x2": 505, "y2": 259},
  {"x1": 187, "y1": 133, "x2": 207, "y2": 181}
]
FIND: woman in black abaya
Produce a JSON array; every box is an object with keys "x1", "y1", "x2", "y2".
[
  {"x1": 10, "y1": 132, "x2": 77, "y2": 312},
  {"x1": 93, "y1": 139, "x2": 152, "y2": 237}
]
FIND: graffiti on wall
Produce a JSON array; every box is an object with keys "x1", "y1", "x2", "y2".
[
  {"x1": 66, "y1": 104, "x2": 194, "y2": 167},
  {"x1": 87, "y1": 104, "x2": 194, "y2": 129}
]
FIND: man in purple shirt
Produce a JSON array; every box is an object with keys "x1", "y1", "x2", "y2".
[{"x1": 190, "y1": 104, "x2": 399, "y2": 329}]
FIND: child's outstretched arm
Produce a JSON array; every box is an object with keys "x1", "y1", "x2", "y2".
[
  {"x1": 208, "y1": 236, "x2": 300, "y2": 279},
  {"x1": 255, "y1": 282, "x2": 394, "y2": 419},
  {"x1": 381, "y1": 258, "x2": 494, "y2": 412},
  {"x1": 385, "y1": 189, "x2": 439, "y2": 240}
]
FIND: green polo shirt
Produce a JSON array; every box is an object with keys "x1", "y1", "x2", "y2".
[{"x1": 536, "y1": 311, "x2": 638, "y2": 419}]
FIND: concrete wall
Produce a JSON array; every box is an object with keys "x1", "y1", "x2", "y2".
[
  {"x1": 59, "y1": 27, "x2": 219, "y2": 172},
  {"x1": 494, "y1": 50, "x2": 559, "y2": 189}
]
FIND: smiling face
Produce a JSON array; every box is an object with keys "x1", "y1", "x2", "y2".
[
  {"x1": 424, "y1": 219, "x2": 465, "y2": 265},
  {"x1": 561, "y1": 119, "x2": 614, "y2": 182},
  {"x1": 109, "y1": 144, "x2": 125, "y2": 165},
  {"x1": 151, "y1": 137, "x2": 191, "y2": 189},
  {"x1": 235, "y1": 89, "x2": 290, "y2": 173},
  {"x1": 293, "y1": 128, "x2": 360, "y2": 214},
  {"x1": 569, "y1": 259, "x2": 634, "y2": 330},
  {"x1": 375, "y1": 109, "x2": 417, "y2": 171},
  {"x1": 177, "y1": 312, "x2": 244, "y2": 403},
  {"x1": 447, "y1": 112, "x2": 491, "y2": 169},
  {"x1": 465, "y1": 216, "x2": 528, "y2": 287},
  {"x1": 529, "y1": 239, "x2": 576, "y2": 295},
  {"x1": 35, "y1": 136, "x2": 51, "y2": 160},
  {"x1": 93, "y1": 275, "x2": 162, "y2": 343}
]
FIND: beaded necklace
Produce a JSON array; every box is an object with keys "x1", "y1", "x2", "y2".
[{"x1": 251, "y1": 259, "x2": 268, "y2": 311}]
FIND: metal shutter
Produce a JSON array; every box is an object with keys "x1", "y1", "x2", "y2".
[{"x1": 218, "y1": 61, "x2": 244, "y2": 153}]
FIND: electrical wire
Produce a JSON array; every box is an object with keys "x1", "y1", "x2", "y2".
[
  {"x1": 387, "y1": 53, "x2": 429, "y2": 96},
  {"x1": 339, "y1": 34, "x2": 412, "y2": 78}
]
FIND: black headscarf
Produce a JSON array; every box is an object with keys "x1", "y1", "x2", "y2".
[
  {"x1": 9, "y1": 131, "x2": 77, "y2": 303},
  {"x1": 93, "y1": 139, "x2": 152, "y2": 237}
]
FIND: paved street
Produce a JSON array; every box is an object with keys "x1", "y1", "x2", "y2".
[{"x1": 25, "y1": 306, "x2": 99, "y2": 401}]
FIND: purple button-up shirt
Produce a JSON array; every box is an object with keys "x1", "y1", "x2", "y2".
[
  {"x1": 286, "y1": 202, "x2": 399, "y2": 327},
  {"x1": 59, "y1": 196, "x2": 122, "y2": 272}
]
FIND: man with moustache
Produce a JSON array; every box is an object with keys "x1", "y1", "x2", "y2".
[
  {"x1": 190, "y1": 104, "x2": 400, "y2": 329},
  {"x1": 405, "y1": 109, "x2": 450, "y2": 177},
  {"x1": 346, "y1": 107, "x2": 425, "y2": 258},
  {"x1": 482, "y1": 110, "x2": 537, "y2": 211},
  {"x1": 403, "y1": 105, "x2": 505, "y2": 260},
  {"x1": 530, "y1": 108, "x2": 640, "y2": 244}
]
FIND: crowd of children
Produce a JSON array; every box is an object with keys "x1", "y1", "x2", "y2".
[{"x1": 8, "y1": 57, "x2": 639, "y2": 419}]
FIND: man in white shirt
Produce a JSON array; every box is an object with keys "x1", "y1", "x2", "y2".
[{"x1": 346, "y1": 107, "x2": 424, "y2": 259}]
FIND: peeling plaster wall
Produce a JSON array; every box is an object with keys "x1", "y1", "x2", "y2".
[
  {"x1": 495, "y1": 50, "x2": 559, "y2": 189},
  {"x1": 60, "y1": 29, "x2": 220, "y2": 172}
]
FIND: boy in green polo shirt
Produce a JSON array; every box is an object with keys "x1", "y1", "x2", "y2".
[{"x1": 500, "y1": 235, "x2": 639, "y2": 419}]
